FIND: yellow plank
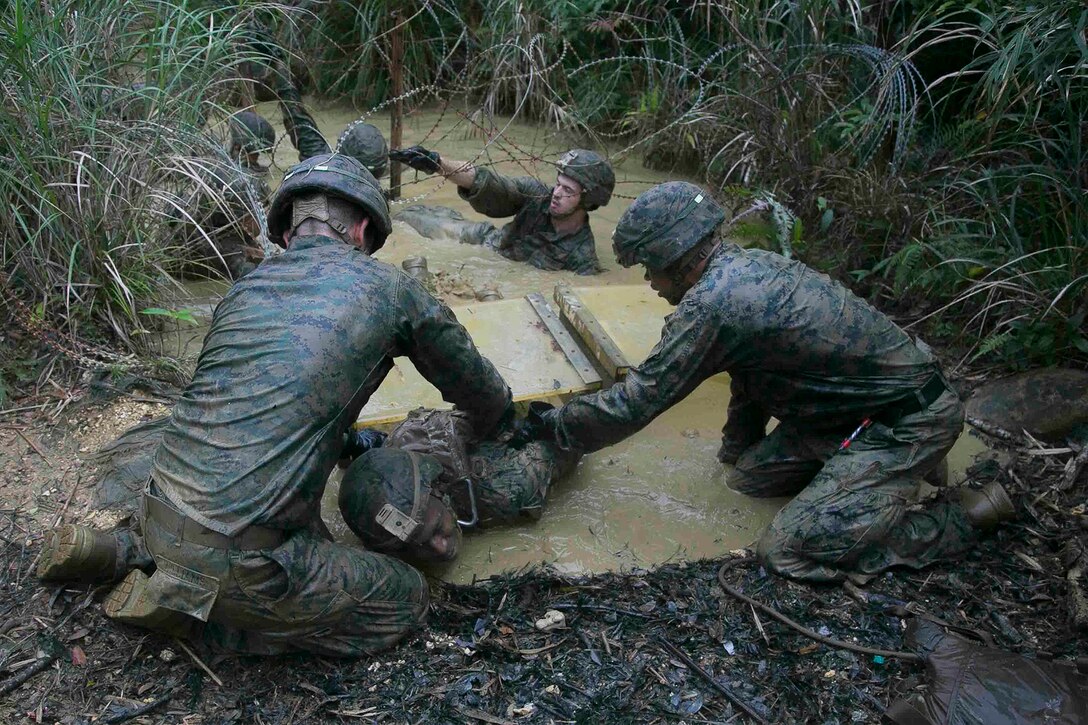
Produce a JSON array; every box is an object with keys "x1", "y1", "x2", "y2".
[{"x1": 565, "y1": 285, "x2": 676, "y2": 364}]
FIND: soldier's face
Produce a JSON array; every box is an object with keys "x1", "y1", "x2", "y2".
[
  {"x1": 550, "y1": 174, "x2": 584, "y2": 218},
  {"x1": 646, "y1": 267, "x2": 687, "y2": 305}
]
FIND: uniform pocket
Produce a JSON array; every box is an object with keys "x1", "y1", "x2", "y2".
[{"x1": 145, "y1": 555, "x2": 220, "y2": 622}]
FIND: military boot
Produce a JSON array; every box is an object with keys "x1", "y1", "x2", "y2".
[
  {"x1": 37, "y1": 525, "x2": 124, "y2": 582},
  {"x1": 104, "y1": 569, "x2": 199, "y2": 637},
  {"x1": 960, "y1": 482, "x2": 1015, "y2": 531}
]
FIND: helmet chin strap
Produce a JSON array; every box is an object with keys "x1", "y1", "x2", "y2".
[
  {"x1": 290, "y1": 193, "x2": 350, "y2": 237},
  {"x1": 667, "y1": 238, "x2": 721, "y2": 287}
]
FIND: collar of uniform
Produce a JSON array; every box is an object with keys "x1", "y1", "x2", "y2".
[{"x1": 288, "y1": 233, "x2": 351, "y2": 252}]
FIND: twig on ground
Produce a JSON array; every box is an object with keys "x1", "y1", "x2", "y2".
[
  {"x1": 716, "y1": 559, "x2": 922, "y2": 663},
  {"x1": 174, "y1": 638, "x2": 223, "y2": 686},
  {"x1": 656, "y1": 635, "x2": 771, "y2": 725},
  {"x1": 100, "y1": 686, "x2": 177, "y2": 724},
  {"x1": 16, "y1": 429, "x2": 52, "y2": 465},
  {"x1": 0, "y1": 649, "x2": 60, "y2": 695}
]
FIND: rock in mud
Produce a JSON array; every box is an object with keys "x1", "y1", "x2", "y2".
[{"x1": 966, "y1": 368, "x2": 1088, "y2": 441}]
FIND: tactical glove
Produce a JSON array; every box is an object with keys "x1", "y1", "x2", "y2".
[
  {"x1": 509, "y1": 401, "x2": 557, "y2": 449},
  {"x1": 389, "y1": 145, "x2": 442, "y2": 174},
  {"x1": 342, "y1": 427, "x2": 388, "y2": 462}
]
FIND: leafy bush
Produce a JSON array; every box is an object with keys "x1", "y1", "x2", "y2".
[{"x1": 0, "y1": 0, "x2": 275, "y2": 387}]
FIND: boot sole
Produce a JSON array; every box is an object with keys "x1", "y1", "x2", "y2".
[
  {"x1": 104, "y1": 569, "x2": 151, "y2": 622},
  {"x1": 37, "y1": 525, "x2": 85, "y2": 580}
]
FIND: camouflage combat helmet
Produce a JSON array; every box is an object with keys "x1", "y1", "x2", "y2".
[
  {"x1": 266, "y1": 152, "x2": 392, "y2": 249},
  {"x1": 228, "y1": 111, "x2": 275, "y2": 155},
  {"x1": 556, "y1": 149, "x2": 615, "y2": 210},
  {"x1": 339, "y1": 122, "x2": 389, "y2": 179},
  {"x1": 612, "y1": 181, "x2": 725, "y2": 271},
  {"x1": 339, "y1": 448, "x2": 445, "y2": 552}
]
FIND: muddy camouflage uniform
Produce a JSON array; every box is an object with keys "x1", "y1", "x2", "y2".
[
  {"x1": 345, "y1": 410, "x2": 580, "y2": 529},
  {"x1": 169, "y1": 159, "x2": 265, "y2": 280},
  {"x1": 141, "y1": 234, "x2": 512, "y2": 655},
  {"x1": 549, "y1": 241, "x2": 973, "y2": 583},
  {"x1": 456, "y1": 167, "x2": 603, "y2": 275},
  {"x1": 239, "y1": 23, "x2": 330, "y2": 161}
]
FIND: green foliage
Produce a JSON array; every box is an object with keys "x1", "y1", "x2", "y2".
[
  {"x1": 0, "y1": 0, "x2": 274, "y2": 391},
  {"x1": 140, "y1": 308, "x2": 200, "y2": 326}
]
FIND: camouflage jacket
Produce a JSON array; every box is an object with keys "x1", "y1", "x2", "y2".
[
  {"x1": 458, "y1": 167, "x2": 602, "y2": 275},
  {"x1": 152, "y1": 234, "x2": 512, "y2": 535},
  {"x1": 553, "y1": 243, "x2": 939, "y2": 452}
]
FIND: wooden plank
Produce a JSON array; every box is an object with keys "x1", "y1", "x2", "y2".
[
  {"x1": 553, "y1": 284, "x2": 631, "y2": 380},
  {"x1": 525, "y1": 293, "x2": 601, "y2": 387},
  {"x1": 355, "y1": 296, "x2": 600, "y2": 427}
]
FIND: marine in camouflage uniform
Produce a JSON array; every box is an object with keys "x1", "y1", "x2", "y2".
[
  {"x1": 168, "y1": 155, "x2": 266, "y2": 281},
  {"x1": 389, "y1": 147, "x2": 614, "y2": 275},
  {"x1": 238, "y1": 21, "x2": 330, "y2": 162},
  {"x1": 516, "y1": 181, "x2": 1013, "y2": 584},
  {"x1": 337, "y1": 409, "x2": 580, "y2": 558},
  {"x1": 40, "y1": 154, "x2": 512, "y2": 656},
  {"x1": 227, "y1": 110, "x2": 275, "y2": 203}
]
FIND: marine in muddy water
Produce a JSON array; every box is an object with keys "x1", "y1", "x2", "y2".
[
  {"x1": 389, "y1": 146, "x2": 613, "y2": 275},
  {"x1": 226, "y1": 109, "x2": 274, "y2": 202},
  {"x1": 515, "y1": 181, "x2": 1015, "y2": 585},
  {"x1": 237, "y1": 21, "x2": 330, "y2": 162},
  {"x1": 38, "y1": 152, "x2": 513, "y2": 656},
  {"x1": 338, "y1": 121, "x2": 389, "y2": 181},
  {"x1": 166, "y1": 156, "x2": 266, "y2": 281},
  {"x1": 337, "y1": 408, "x2": 581, "y2": 564},
  {"x1": 162, "y1": 111, "x2": 275, "y2": 281}
]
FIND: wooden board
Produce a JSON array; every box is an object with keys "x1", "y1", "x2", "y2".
[
  {"x1": 356, "y1": 296, "x2": 601, "y2": 427},
  {"x1": 554, "y1": 284, "x2": 631, "y2": 380},
  {"x1": 556, "y1": 285, "x2": 676, "y2": 371}
]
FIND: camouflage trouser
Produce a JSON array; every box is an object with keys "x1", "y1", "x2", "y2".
[
  {"x1": 244, "y1": 58, "x2": 329, "y2": 161},
  {"x1": 729, "y1": 389, "x2": 975, "y2": 583},
  {"x1": 135, "y1": 487, "x2": 428, "y2": 656}
]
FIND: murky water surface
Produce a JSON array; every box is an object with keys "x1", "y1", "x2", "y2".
[{"x1": 174, "y1": 103, "x2": 994, "y2": 584}]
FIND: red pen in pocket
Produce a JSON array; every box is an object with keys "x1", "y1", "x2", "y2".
[{"x1": 839, "y1": 417, "x2": 872, "y2": 452}]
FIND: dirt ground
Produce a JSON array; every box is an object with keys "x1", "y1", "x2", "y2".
[{"x1": 1, "y1": 386, "x2": 1086, "y2": 724}]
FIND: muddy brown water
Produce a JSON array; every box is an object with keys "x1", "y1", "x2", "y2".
[{"x1": 166, "y1": 102, "x2": 994, "y2": 584}]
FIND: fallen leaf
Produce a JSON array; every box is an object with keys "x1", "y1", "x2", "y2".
[{"x1": 71, "y1": 646, "x2": 87, "y2": 666}]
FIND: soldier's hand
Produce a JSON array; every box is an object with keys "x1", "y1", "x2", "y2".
[
  {"x1": 340, "y1": 428, "x2": 387, "y2": 467},
  {"x1": 509, "y1": 401, "x2": 557, "y2": 449},
  {"x1": 389, "y1": 145, "x2": 441, "y2": 174}
]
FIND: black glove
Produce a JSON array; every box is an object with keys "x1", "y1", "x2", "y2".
[
  {"x1": 509, "y1": 401, "x2": 557, "y2": 449},
  {"x1": 389, "y1": 145, "x2": 441, "y2": 174},
  {"x1": 341, "y1": 428, "x2": 387, "y2": 462}
]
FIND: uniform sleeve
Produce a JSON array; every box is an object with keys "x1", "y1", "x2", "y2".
[
  {"x1": 396, "y1": 276, "x2": 512, "y2": 436},
  {"x1": 553, "y1": 298, "x2": 737, "y2": 453},
  {"x1": 569, "y1": 237, "x2": 603, "y2": 275},
  {"x1": 458, "y1": 167, "x2": 549, "y2": 219},
  {"x1": 274, "y1": 72, "x2": 331, "y2": 161}
]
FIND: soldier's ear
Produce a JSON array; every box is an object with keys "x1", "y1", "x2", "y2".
[{"x1": 352, "y1": 217, "x2": 373, "y2": 252}]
